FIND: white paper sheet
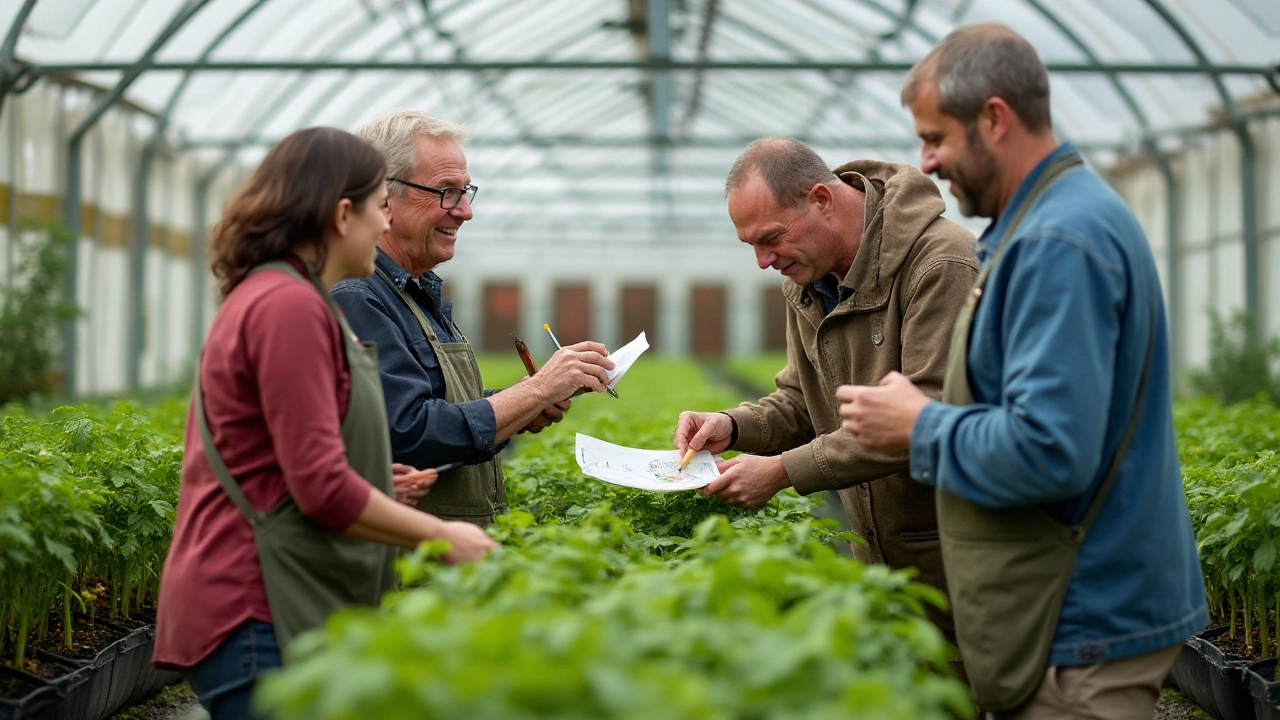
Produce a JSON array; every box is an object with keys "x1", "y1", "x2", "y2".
[
  {"x1": 604, "y1": 331, "x2": 648, "y2": 391},
  {"x1": 575, "y1": 433, "x2": 718, "y2": 492}
]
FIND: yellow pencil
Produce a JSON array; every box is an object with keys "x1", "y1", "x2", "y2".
[{"x1": 677, "y1": 447, "x2": 696, "y2": 472}]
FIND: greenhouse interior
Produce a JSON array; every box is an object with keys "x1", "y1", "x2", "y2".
[{"x1": 0, "y1": 0, "x2": 1278, "y2": 719}]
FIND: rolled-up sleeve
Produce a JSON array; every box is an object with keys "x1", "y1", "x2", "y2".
[
  {"x1": 247, "y1": 285, "x2": 371, "y2": 531},
  {"x1": 333, "y1": 283, "x2": 498, "y2": 470}
]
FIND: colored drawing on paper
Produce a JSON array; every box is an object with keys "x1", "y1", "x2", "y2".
[{"x1": 575, "y1": 433, "x2": 718, "y2": 492}]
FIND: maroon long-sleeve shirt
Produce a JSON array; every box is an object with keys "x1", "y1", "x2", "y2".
[{"x1": 154, "y1": 258, "x2": 374, "y2": 669}]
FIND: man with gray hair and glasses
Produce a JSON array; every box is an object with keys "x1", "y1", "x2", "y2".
[
  {"x1": 838, "y1": 24, "x2": 1206, "y2": 719},
  {"x1": 333, "y1": 110, "x2": 614, "y2": 527}
]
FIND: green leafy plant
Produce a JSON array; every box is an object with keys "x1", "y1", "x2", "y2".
[
  {"x1": 0, "y1": 220, "x2": 82, "y2": 405},
  {"x1": 1190, "y1": 310, "x2": 1280, "y2": 404},
  {"x1": 258, "y1": 514, "x2": 968, "y2": 720},
  {"x1": 255, "y1": 359, "x2": 969, "y2": 719},
  {"x1": 0, "y1": 398, "x2": 182, "y2": 666},
  {"x1": 1178, "y1": 396, "x2": 1280, "y2": 659}
]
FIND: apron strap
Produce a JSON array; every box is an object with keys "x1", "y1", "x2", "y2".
[
  {"x1": 1076, "y1": 303, "x2": 1157, "y2": 534},
  {"x1": 973, "y1": 153, "x2": 1084, "y2": 292},
  {"x1": 193, "y1": 256, "x2": 351, "y2": 526},
  {"x1": 193, "y1": 369, "x2": 263, "y2": 525},
  {"x1": 962, "y1": 153, "x2": 1154, "y2": 537},
  {"x1": 374, "y1": 266, "x2": 442, "y2": 343}
]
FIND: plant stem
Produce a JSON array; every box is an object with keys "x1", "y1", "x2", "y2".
[
  {"x1": 1259, "y1": 582, "x2": 1270, "y2": 658},
  {"x1": 14, "y1": 602, "x2": 29, "y2": 668},
  {"x1": 35, "y1": 586, "x2": 50, "y2": 641},
  {"x1": 1230, "y1": 585, "x2": 1239, "y2": 637},
  {"x1": 62, "y1": 582, "x2": 72, "y2": 650},
  {"x1": 1243, "y1": 580, "x2": 1254, "y2": 655}
]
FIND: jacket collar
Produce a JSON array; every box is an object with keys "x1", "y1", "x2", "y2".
[
  {"x1": 375, "y1": 247, "x2": 445, "y2": 303},
  {"x1": 782, "y1": 159, "x2": 947, "y2": 315},
  {"x1": 977, "y1": 142, "x2": 1080, "y2": 262}
]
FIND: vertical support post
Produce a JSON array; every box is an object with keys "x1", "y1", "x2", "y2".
[
  {"x1": 191, "y1": 173, "x2": 211, "y2": 361},
  {"x1": 1239, "y1": 131, "x2": 1260, "y2": 328},
  {"x1": 5, "y1": 92, "x2": 18, "y2": 288},
  {"x1": 60, "y1": 0, "x2": 209, "y2": 395},
  {"x1": 647, "y1": 0, "x2": 674, "y2": 241},
  {"x1": 63, "y1": 135, "x2": 83, "y2": 392},
  {"x1": 1149, "y1": 141, "x2": 1182, "y2": 383},
  {"x1": 128, "y1": 135, "x2": 158, "y2": 390}
]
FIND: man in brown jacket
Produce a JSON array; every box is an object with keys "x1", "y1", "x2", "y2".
[{"x1": 674, "y1": 137, "x2": 977, "y2": 640}]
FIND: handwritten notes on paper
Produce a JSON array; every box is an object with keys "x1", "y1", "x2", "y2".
[{"x1": 575, "y1": 433, "x2": 718, "y2": 492}]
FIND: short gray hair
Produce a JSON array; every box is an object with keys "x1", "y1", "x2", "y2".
[
  {"x1": 353, "y1": 110, "x2": 469, "y2": 197},
  {"x1": 725, "y1": 137, "x2": 839, "y2": 208},
  {"x1": 901, "y1": 24, "x2": 1052, "y2": 134}
]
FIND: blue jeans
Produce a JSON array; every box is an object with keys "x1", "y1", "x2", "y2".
[{"x1": 184, "y1": 620, "x2": 281, "y2": 720}]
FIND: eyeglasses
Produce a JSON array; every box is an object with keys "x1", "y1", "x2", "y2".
[{"x1": 388, "y1": 178, "x2": 478, "y2": 209}]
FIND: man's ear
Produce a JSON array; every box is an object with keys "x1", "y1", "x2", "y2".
[
  {"x1": 982, "y1": 97, "x2": 1015, "y2": 143},
  {"x1": 332, "y1": 197, "x2": 353, "y2": 236},
  {"x1": 809, "y1": 182, "x2": 835, "y2": 218}
]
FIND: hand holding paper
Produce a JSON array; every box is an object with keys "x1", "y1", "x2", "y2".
[
  {"x1": 575, "y1": 433, "x2": 718, "y2": 492},
  {"x1": 603, "y1": 331, "x2": 649, "y2": 393}
]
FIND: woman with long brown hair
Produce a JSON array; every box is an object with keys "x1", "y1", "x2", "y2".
[{"x1": 154, "y1": 127, "x2": 495, "y2": 719}]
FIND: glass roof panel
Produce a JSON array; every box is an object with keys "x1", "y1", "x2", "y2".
[{"x1": 1, "y1": 0, "x2": 1275, "y2": 246}]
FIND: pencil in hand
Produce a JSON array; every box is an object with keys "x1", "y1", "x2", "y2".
[
  {"x1": 677, "y1": 447, "x2": 696, "y2": 473},
  {"x1": 545, "y1": 322, "x2": 620, "y2": 399}
]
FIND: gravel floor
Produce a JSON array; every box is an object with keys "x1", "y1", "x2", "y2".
[
  {"x1": 107, "y1": 682, "x2": 204, "y2": 720},
  {"x1": 1155, "y1": 688, "x2": 1215, "y2": 719}
]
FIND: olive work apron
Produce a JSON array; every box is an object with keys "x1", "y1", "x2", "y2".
[
  {"x1": 936, "y1": 154, "x2": 1156, "y2": 712},
  {"x1": 193, "y1": 260, "x2": 397, "y2": 655},
  {"x1": 374, "y1": 267, "x2": 507, "y2": 526}
]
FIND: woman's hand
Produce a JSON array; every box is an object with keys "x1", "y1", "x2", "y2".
[
  {"x1": 439, "y1": 521, "x2": 498, "y2": 563},
  {"x1": 392, "y1": 463, "x2": 436, "y2": 506}
]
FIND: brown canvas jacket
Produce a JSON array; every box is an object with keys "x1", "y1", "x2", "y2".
[{"x1": 723, "y1": 159, "x2": 977, "y2": 633}]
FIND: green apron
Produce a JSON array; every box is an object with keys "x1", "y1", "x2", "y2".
[
  {"x1": 374, "y1": 267, "x2": 507, "y2": 526},
  {"x1": 936, "y1": 155, "x2": 1155, "y2": 711},
  {"x1": 194, "y1": 260, "x2": 397, "y2": 655}
]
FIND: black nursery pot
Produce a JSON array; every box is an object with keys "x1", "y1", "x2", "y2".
[
  {"x1": 1245, "y1": 659, "x2": 1280, "y2": 720},
  {"x1": 0, "y1": 664, "x2": 61, "y2": 720},
  {"x1": 24, "y1": 652, "x2": 95, "y2": 720},
  {"x1": 1170, "y1": 625, "x2": 1257, "y2": 720},
  {"x1": 99, "y1": 624, "x2": 155, "y2": 714}
]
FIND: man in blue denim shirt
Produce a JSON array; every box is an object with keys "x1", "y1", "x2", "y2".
[
  {"x1": 838, "y1": 25, "x2": 1206, "y2": 719},
  {"x1": 334, "y1": 110, "x2": 613, "y2": 524}
]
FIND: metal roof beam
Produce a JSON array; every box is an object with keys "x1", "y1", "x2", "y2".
[
  {"x1": 28, "y1": 59, "x2": 1278, "y2": 74},
  {"x1": 679, "y1": 0, "x2": 719, "y2": 137},
  {"x1": 179, "y1": 134, "x2": 1124, "y2": 152},
  {"x1": 0, "y1": 0, "x2": 40, "y2": 119}
]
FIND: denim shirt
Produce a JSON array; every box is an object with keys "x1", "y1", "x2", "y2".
[
  {"x1": 332, "y1": 250, "x2": 499, "y2": 470},
  {"x1": 910, "y1": 144, "x2": 1207, "y2": 666}
]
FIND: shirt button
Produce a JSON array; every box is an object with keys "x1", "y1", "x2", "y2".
[{"x1": 872, "y1": 332, "x2": 883, "y2": 346}]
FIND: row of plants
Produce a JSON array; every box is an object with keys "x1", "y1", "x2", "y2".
[
  {"x1": 0, "y1": 400, "x2": 185, "y2": 671},
  {"x1": 3, "y1": 350, "x2": 1272, "y2": 716},
  {"x1": 255, "y1": 358, "x2": 972, "y2": 719},
  {"x1": 1177, "y1": 396, "x2": 1280, "y2": 666}
]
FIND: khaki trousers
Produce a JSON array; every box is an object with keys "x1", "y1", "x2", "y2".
[{"x1": 986, "y1": 644, "x2": 1182, "y2": 720}]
